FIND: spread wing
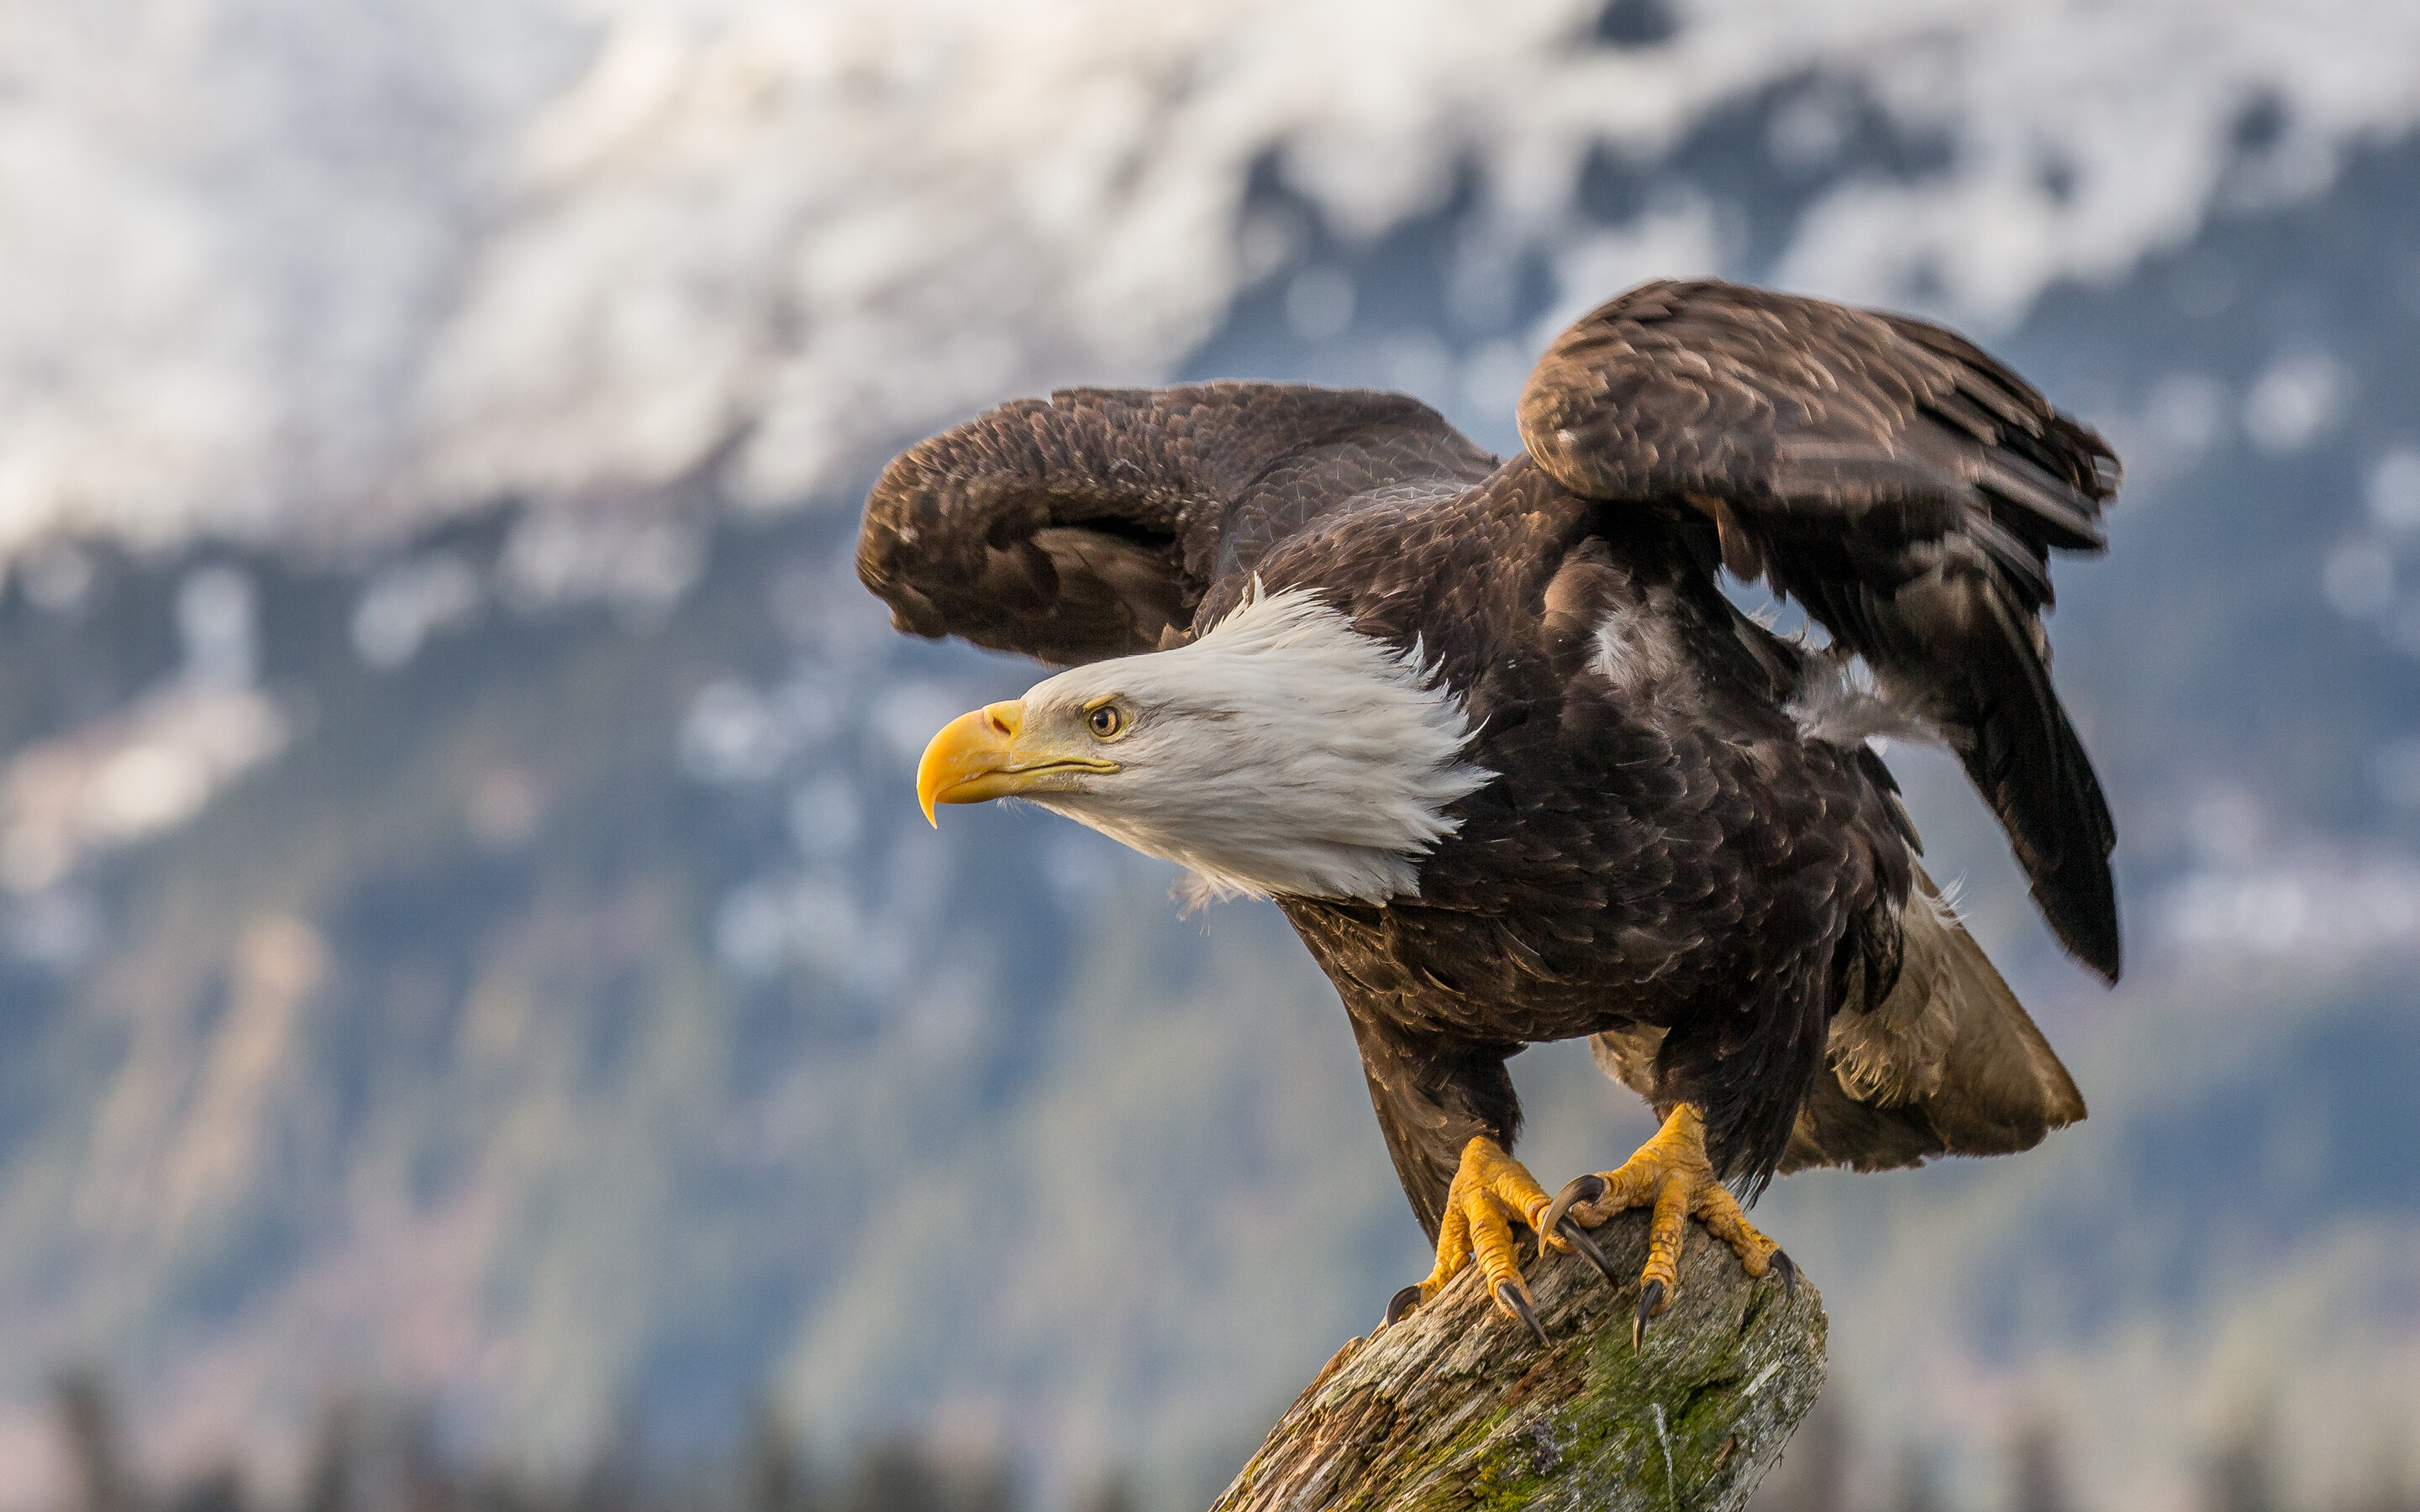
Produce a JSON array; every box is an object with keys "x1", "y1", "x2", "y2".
[
  {"x1": 1520, "y1": 279, "x2": 2121, "y2": 981},
  {"x1": 857, "y1": 381, "x2": 1498, "y2": 666}
]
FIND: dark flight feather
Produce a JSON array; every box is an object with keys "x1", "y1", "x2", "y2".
[
  {"x1": 1518, "y1": 280, "x2": 2120, "y2": 980},
  {"x1": 857, "y1": 383, "x2": 1495, "y2": 666}
]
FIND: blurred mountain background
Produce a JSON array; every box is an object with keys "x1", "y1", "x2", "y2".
[{"x1": 1, "y1": 2, "x2": 2417, "y2": 1509}]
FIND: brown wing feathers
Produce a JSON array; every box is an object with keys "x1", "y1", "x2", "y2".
[
  {"x1": 1520, "y1": 280, "x2": 2122, "y2": 981},
  {"x1": 857, "y1": 390, "x2": 1210, "y2": 666},
  {"x1": 857, "y1": 382, "x2": 1496, "y2": 666}
]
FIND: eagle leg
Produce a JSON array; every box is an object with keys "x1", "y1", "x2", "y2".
[
  {"x1": 1538, "y1": 1103, "x2": 1792, "y2": 1349},
  {"x1": 1385, "y1": 1135, "x2": 1557, "y2": 1344}
]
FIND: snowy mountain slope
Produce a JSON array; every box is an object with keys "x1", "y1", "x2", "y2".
[{"x1": 8, "y1": 0, "x2": 2420, "y2": 552}]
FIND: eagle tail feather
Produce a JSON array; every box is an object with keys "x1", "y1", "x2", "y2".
[
  {"x1": 1780, "y1": 864, "x2": 2086, "y2": 1173},
  {"x1": 1586, "y1": 863, "x2": 2086, "y2": 1179}
]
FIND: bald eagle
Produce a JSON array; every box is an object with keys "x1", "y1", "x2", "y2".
[{"x1": 858, "y1": 280, "x2": 2113, "y2": 1345}]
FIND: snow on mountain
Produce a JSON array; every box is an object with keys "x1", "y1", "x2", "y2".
[{"x1": 4, "y1": 0, "x2": 2419, "y2": 558}]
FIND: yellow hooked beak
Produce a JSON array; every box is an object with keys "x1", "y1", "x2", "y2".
[{"x1": 916, "y1": 700, "x2": 1120, "y2": 825}]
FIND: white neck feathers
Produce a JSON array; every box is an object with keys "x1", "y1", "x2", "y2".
[{"x1": 1022, "y1": 586, "x2": 1493, "y2": 905}]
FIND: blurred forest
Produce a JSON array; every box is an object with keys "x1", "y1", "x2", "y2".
[{"x1": 42, "y1": 1373, "x2": 2417, "y2": 1512}]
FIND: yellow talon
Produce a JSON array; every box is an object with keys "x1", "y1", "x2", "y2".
[
  {"x1": 1394, "y1": 1136, "x2": 1556, "y2": 1343},
  {"x1": 1385, "y1": 1110, "x2": 1795, "y2": 1349},
  {"x1": 1543, "y1": 1103, "x2": 1788, "y2": 1348}
]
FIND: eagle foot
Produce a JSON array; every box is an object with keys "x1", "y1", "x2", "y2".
[
  {"x1": 1538, "y1": 1103, "x2": 1790, "y2": 1350},
  {"x1": 1380, "y1": 1136, "x2": 1559, "y2": 1342}
]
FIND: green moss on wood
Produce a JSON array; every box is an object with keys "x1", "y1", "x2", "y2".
[{"x1": 1212, "y1": 1210, "x2": 1826, "y2": 1512}]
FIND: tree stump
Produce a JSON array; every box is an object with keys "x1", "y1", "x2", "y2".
[{"x1": 1211, "y1": 1210, "x2": 1826, "y2": 1511}]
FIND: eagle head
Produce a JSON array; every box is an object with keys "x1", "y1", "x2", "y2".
[{"x1": 915, "y1": 587, "x2": 1493, "y2": 905}]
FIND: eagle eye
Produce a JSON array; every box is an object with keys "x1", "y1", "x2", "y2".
[{"x1": 1086, "y1": 704, "x2": 1126, "y2": 740}]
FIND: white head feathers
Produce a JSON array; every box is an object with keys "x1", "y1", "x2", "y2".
[{"x1": 1018, "y1": 585, "x2": 1493, "y2": 905}]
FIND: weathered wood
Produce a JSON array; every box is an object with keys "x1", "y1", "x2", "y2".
[{"x1": 1212, "y1": 1210, "x2": 1825, "y2": 1511}]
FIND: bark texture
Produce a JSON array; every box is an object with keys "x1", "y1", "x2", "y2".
[{"x1": 1211, "y1": 1210, "x2": 1826, "y2": 1511}]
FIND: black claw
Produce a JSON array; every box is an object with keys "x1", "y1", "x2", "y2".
[
  {"x1": 1496, "y1": 1281, "x2": 1549, "y2": 1346},
  {"x1": 1770, "y1": 1250, "x2": 1798, "y2": 1303},
  {"x1": 1539, "y1": 1173, "x2": 1607, "y2": 1248},
  {"x1": 1382, "y1": 1284, "x2": 1424, "y2": 1329},
  {"x1": 1557, "y1": 1215, "x2": 1623, "y2": 1289},
  {"x1": 1632, "y1": 1278, "x2": 1666, "y2": 1352}
]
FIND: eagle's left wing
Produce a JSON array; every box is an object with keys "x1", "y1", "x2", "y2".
[
  {"x1": 1518, "y1": 280, "x2": 2122, "y2": 981},
  {"x1": 858, "y1": 382, "x2": 1497, "y2": 666}
]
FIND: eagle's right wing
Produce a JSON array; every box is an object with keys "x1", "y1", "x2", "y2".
[
  {"x1": 1519, "y1": 280, "x2": 2122, "y2": 981},
  {"x1": 858, "y1": 382, "x2": 1497, "y2": 667}
]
